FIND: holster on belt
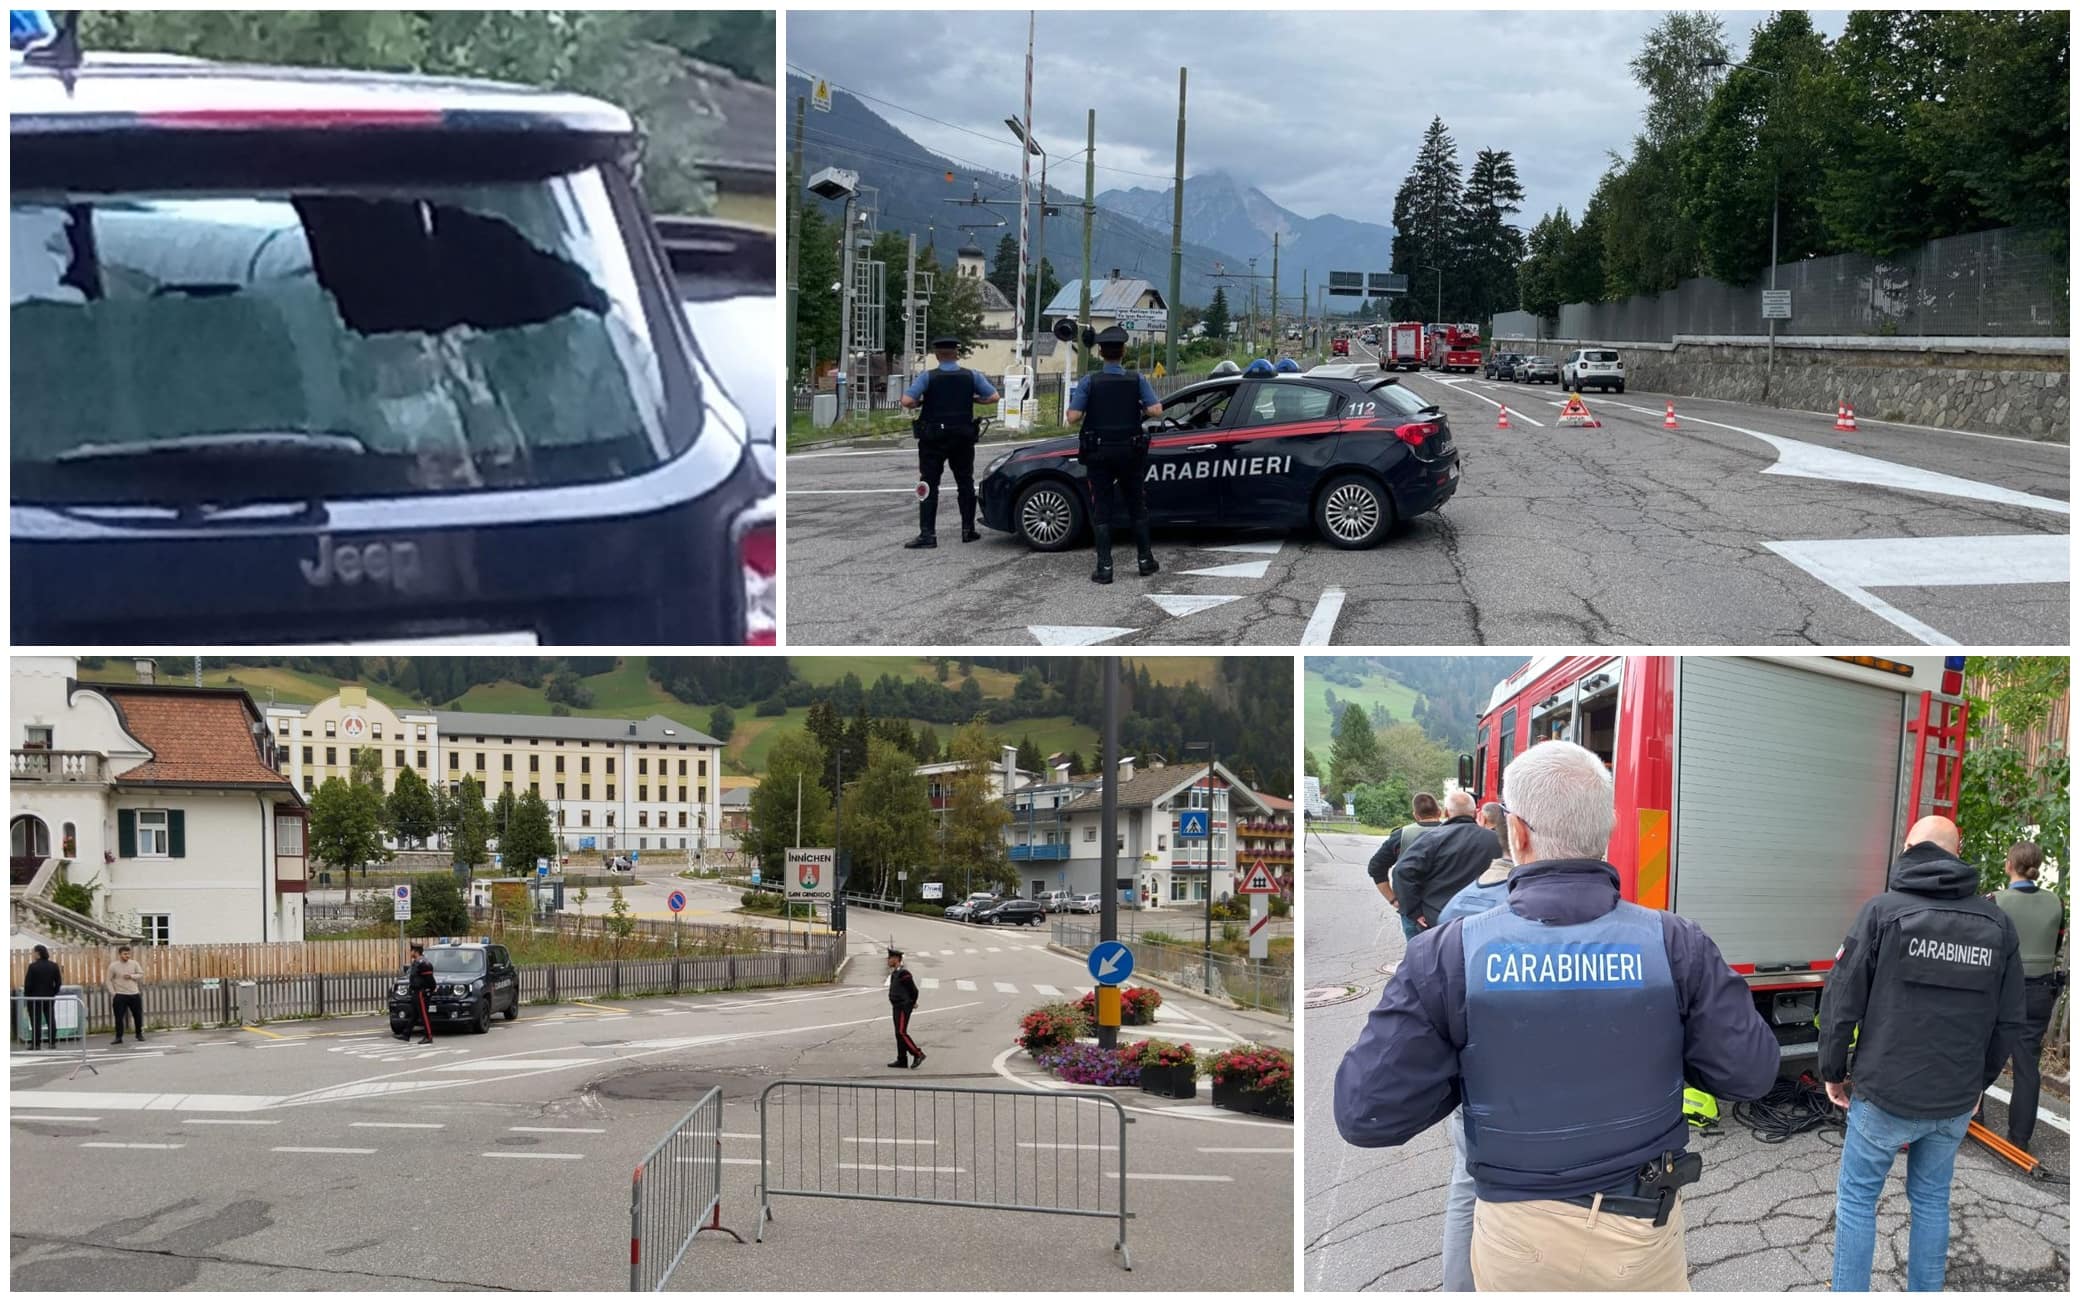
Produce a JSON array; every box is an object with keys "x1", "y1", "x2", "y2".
[{"x1": 1635, "y1": 1150, "x2": 1703, "y2": 1227}]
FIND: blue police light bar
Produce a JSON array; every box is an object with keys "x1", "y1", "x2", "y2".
[
  {"x1": 1942, "y1": 656, "x2": 1966, "y2": 673},
  {"x1": 11, "y1": 9, "x2": 54, "y2": 49}
]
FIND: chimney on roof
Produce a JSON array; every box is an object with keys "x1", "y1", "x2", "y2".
[
  {"x1": 1054, "y1": 761, "x2": 1070, "y2": 783},
  {"x1": 1001, "y1": 744, "x2": 1019, "y2": 791},
  {"x1": 133, "y1": 659, "x2": 155, "y2": 685},
  {"x1": 628, "y1": 723, "x2": 637, "y2": 736},
  {"x1": 1119, "y1": 755, "x2": 1135, "y2": 782},
  {"x1": 1109, "y1": 268, "x2": 1120, "y2": 280}
]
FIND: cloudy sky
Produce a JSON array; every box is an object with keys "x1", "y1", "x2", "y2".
[{"x1": 788, "y1": 8, "x2": 1848, "y2": 232}]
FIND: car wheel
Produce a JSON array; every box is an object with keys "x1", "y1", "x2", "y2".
[
  {"x1": 1015, "y1": 480, "x2": 1084, "y2": 552},
  {"x1": 502, "y1": 994, "x2": 519, "y2": 1021},
  {"x1": 1314, "y1": 474, "x2": 1394, "y2": 549},
  {"x1": 1615, "y1": 383, "x2": 1626, "y2": 394},
  {"x1": 472, "y1": 999, "x2": 491, "y2": 1034}
]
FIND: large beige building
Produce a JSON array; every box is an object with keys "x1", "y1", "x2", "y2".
[{"x1": 266, "y1": 690, "x2": 725, "y2": 857}]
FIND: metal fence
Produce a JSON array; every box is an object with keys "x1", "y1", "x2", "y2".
[
  {"x1": 630, "y1": 1086, "x2": 741, "y2": 1291},
  {"x1": 12, "y1": 938, "x2": 845, "y2": 1035},
  {"x1": 1508, "y1": 227, "x2": 2066, "y2": 343},
  {"x1": 13, "y1": 993, "x2": 96, "y2": 1079},
  {"x1": 1051, "y1": 922, "x2": 1293, "y2": 1017},
  {"x1": 756, "y1": 1080, "x2": 1132, "y2": 1269}
]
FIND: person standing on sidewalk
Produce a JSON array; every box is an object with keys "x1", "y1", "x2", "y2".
[
  {"x1": 1368, "y1": 793, "x2": 1440, "y2": 941},
  {"x1": 107, "y1": 944, "x2": 147, "y2": 1045},
  {"x1": 1821, "y1": 816, "x2": 2026, "y2": 1292},
  {"x1": 886, "y1": 948, "x2": 925, "y2": 1069},
  {"x1": 1389, "y1": 791, "x2": 1494, "y2": 934},
  {"x1": 22, "y1": 944, "x2": 62, "y2": 1050},
  {"x1": 1987, "y1": 841, "x2": 2066, "y2": 1152}
]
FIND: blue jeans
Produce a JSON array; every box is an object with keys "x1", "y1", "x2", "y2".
[
  {"x1": 1833, "y1": 1096, "x2": 1973, "y2": 1291},
  {"x1": 1399, "y1": 912, "x2": 1421, "y2": 942},
  {"x1": 1442, "y1": 1109, "x2": 1476, "y2": 1291}
]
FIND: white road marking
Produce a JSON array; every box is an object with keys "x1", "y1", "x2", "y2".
[
  {"x1": 1984, "y1": 1084, "x2": 2071, "y2": 1135},
  {"x1": 1182, "y1": 559, "x2": 1271, "y2": 580},
  {"x1": 509, "y1": 1126, "x2": 606, "y2": 1134},
  {"x1": 1196, "y1": 1146, "x2": 1294, "y2": 1154},
  {"x1": 839, "y1": 1163, "x2": 967, "y2": 1173},
  {"x1": 1765, "y1": 535, "x2": 2069, "y2": 644},
  {"x1": 1029, "y1": 624, "x2": 1134, "y2": 646},
  {"x1": 432, "y1": 1058, "x2": 600, "y2": 1072},
  {"x1": 918, "y1": 977, "x2": 941, "y2": 989},
  {"x1": 1206, "y1": 540, "x2": 1286, "y2": 555},
  {"x1": 787, "y1": 488, "x2": 919, "y2": 495},
  {"x1": 963, "y1": 948, "x2": 980, "y2": 955},
  {"x1": 985, "y1": 947, "x2": 1003, "y2": 953},
  {"x1": 15, "y1": 1114, "x2": 100, "y2": 1123},
  {"x1": 993, "y1": 981, "x2": 1020, "y2": 994},
  {"x1": 1107, "y1": 1172, "x2": 1235, "y2": 1182},
  {"x1": 273, "y1": 1146, "x2": 376, "y2": 1155},
  {"x1": 81, "y1": 1142, "x2": 184, "y2": 1150},
  {"x1": 719, "y1": 1157, "x2": 763, "y2": 1165},
  {"x1": 351, "y1": 1122, "x2": 443, "y2": 1129},
  {"x1": 15, "y1": 1093, "x2": 281, "y2": 1113},
  {"x1": 181, "y1": 1118, "x2": 280, "y2": 1126},
  {"x1": 1301, "y1": 587, "x2": 1346, "y2": 646},
  {"x1": 956, "y1": 980, "x2": 979, "y2": 992},
  {"x1": 1147, "y1": 593, "x2": 1243, "y2": 617},
  {"x1": 937, "y1": 949, "x2": 955, "y2": 955},
  {"x1": 841, "y1": 1137, "x2": 939, "y2": 1146},
  {"x1": 1019, "y1": 1141, "x2": 1118, "y2": 1151},
  {"x1": 482, "y1": 1151, "x2": 583, "y2": 1161},
  {"x1": 719, "y1": 1132, "x2": 761, "y2": 1140},
  {"x1": 1032, "y1": 984, "x2": 1063, "y2": 997}
]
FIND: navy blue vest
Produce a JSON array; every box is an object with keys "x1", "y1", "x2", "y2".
[
  {"x1": 1081, "y1": 370, "x2": 1145, "y2": 444},
  {"x1": 919, "y1": 369, "x2": 979, "y2": 439},
  {"x1": 1458, "y1": 899, "x2": 1686, "y2": 1200}
]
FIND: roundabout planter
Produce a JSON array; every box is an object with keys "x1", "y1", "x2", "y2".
[
  {"x1": 1138, "y1": 1064, "x2": 1197, "y2": 1100},
  {"x1": 1211, "y1": 1078, "x2": 1291, "y2": 1118}
]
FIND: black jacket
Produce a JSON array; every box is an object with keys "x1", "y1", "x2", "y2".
[
  {"x1": 889, "y1": 967, "x2": 919, "y2": 1010},
  {"x1": 1366, "y1": 820, "x2": 1439, "y2": 885},
  {"x1": 23, "y1": 957, "x2": 62, "y2": 998},
  {"x1": 1391, "y1": 816, "x2": 1497, "y2": 926},
  {"x1": 1819, "y1": 841, "x2": 2026, "y2": 1119},
  {"x1": 409, "y1": 959, "x2": 437, "y2": 997}
]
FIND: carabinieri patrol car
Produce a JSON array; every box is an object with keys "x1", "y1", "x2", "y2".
[
  {"x1": 11, "y1": 20, "x2": 775, "y2": 645},
  {"x1": 978, "y1": 363, "x2": 1460, "y2": 550}
]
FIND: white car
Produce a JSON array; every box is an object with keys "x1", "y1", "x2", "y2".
[
  {"x1": 1561, "y1": 348, "x2": 1625, "y2": 394},
  {"x1": 1070, "y1": 893, "x2": 1104, "y2": 914}
]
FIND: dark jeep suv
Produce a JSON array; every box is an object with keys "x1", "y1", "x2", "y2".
[{"x1": 390, "y1": 942, "x2": 520, "y2": 1036}]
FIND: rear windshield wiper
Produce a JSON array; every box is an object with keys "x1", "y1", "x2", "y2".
[{"x1": 55, "y1": 432, "x2": 369, "y2": 464}]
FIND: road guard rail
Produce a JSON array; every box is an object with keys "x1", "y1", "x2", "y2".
[
  {"x1": 1052, "y1": 921, "x2": 1294, "y2": 1017},
  {"x1": 12, "y1": 993, "x2": 97, "y2": 1079},
  {"x1": 630, "y1": 1086, "x2": 741, "y2": 1290},
  {"x1": 756, "y1": 1080, "x2": 1133, "y2": 1269}
]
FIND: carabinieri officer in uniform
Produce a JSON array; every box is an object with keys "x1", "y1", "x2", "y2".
[
  {"x1": 1065, "y1": 325, "x2": 1163, "y2": 584},
  {"x1": 899, "y1": 334, "x2": 998, "y2": 549}
]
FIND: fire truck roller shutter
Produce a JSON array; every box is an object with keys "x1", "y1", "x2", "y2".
[{"x1": 1671, "y1": 658, "x2": 1906, "y2": 974}]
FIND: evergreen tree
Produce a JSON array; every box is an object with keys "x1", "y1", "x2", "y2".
[
  {"x1": 744, "y1": 732, "x2": 832, "y2": 876},
  {"x1": 1389, "y1": 117, "x2": 1464, "y2": 319},
  {"x1": 386, "y1": 767, "x2": 437, "y2": 848},
  {"x1": 988, "y1": 234, "x2": 1021, "y2": 300},
  {"x1": 1456, "y1": 148, "x2": 1527, "y2": 322},
  {"x1": 1203, "y1": 285, "x2": 1231, "y2": 341},
  {"x1": 1328, "y1": 704, "x2": 1385, "y2": 798}
]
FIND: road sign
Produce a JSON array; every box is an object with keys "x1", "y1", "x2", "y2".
[
  {"x1": 393, "y1": 884, "x2": 412, "y2": 921},
  {"x1": 536, "y1": 861, "x2": 549, "y2": 879},
  {"x1": 631, "y1": 851, "x2": 640, "y2": 863},
  {"x1": 1088, "y1": 941, "x2": 1135, "y2": 985},
  {"x1": 667, "y1": 890, "x2": 687, "y2": 914},
  {"x1": 1761, "y1": 289, "x2": 1792, "y2": 320},
  {"x1": 785, "y1": 847, "x2": 836, "y2": 901},
  {"x1": 921, "y1": 882, "x2": 943, "y2": 900},
  {"x1": 1237, "y1": 860, "x2": 1280, "y2": 894},
  {"x1": 1177, "y1": 809, "x2": 1210, "y2": 839},
  {"x1": 1329, "y1": 270, "x2": 1364, "y2": 290},
  {"x1": 1248, "y1": 898, "x2": 1272, "y2": 960},
  {"x1": 1368, "y1": 272, "x2": 1408, "y2": 294},
  {"x1": 1112, "y1": 307, "x2": 1167, "y2": 331},
  {"x1": 493, "y1": 853, "x2": 502, "y2": 869},
  {"x1": 811, "y1": 77, "x2": 831, "y2": 113},
  {"x1": 750, "y1": 868, "x2": 762, "y2": 885}
]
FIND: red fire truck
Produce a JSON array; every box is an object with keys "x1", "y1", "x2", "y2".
[
  {"x1": 1425, "y1": 323, "x2": 1483, "y2": 372},
  {"x1": 1382, "y1": 321, "x2": 1428, "y2": 371},
  {"x1": 1458, "y1": 654, "x2": 1969, "y2": 1064}
]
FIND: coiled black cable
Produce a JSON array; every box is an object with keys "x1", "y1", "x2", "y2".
[{"x1": 1732, "y1": 1075, "x2": 1844, "y2": 1144}]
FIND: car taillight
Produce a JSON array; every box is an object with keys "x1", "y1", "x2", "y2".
[
  {"x1": 1393, "y1": 422, "x2": 1438, "y2": 447},
  {"x1": 732, "y1": 502, "x2": 777, "y2": 646}
]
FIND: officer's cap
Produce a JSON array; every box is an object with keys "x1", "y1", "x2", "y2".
[
  {"x1": 930, "y1": 334, "x2": 962, "y2": 350},
  {"x1": 886, "y1": 946, "x2": 904, "y2": 959},
  {"x1": 1094, "y1": 325, "x2": 1131, "y2": 346}
]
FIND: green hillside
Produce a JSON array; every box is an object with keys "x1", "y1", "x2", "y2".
[{"x1": 1304, "y1": 665, "x2": 1422, "y2": 761}]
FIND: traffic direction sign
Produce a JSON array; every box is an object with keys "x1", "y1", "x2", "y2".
[
  {"x1": 1237, "y1": 860, "x2": 1280, "y2": 894},
  {"x1": 1088, "y1": 941, "x2": 1135, "y2": 985},
  {"x1": 667, "y1": 890, "x2": 687, "y2": 914}
]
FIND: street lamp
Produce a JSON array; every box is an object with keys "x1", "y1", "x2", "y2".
[
  {"x1": 1005, "y1": 119, "x2": 1052, "y2": 362},
  {"x1": 809, "y1": 166, "x2": 861, "y2": 420},
  {"x1": 1698, "y1": 56, "x2": 1784, "y2": 401}
]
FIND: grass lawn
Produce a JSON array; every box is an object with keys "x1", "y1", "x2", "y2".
[
  {"x1": 793, "y1": 656, "x2": 1022, "y2": 699},
  {"x1": 1303, "y1": 666, "x2": 1423, "y2": 759},
  {"x1": 733, "y1": 712, "x2": 1099, "y2": 776},
  {"x1": 82, "y1": 662, "x2": 418, "y2": 711},
  {"x1": 1127, "y1": 656, "x2": 1224, "y2": 690}
]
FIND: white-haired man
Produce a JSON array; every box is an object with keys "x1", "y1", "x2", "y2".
[{"x1": 1334, "y1": 740, "x2": 1777, "y2": 1291}]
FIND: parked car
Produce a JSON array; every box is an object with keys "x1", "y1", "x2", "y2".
[
  {"x1": 1069, "y1": 893, "x2": 1105, "y2": 914},
  {"x1": 943, "y1": 891, "x2": 998, "y2": 921},
  {"x1": 1513, "y1": 355, "x2": 1560, "y2": 385},
  {"x1": 977, "y1": 899, "x2": 1046, "y2": 927},
  {"x1": 388, "y1": 942, "x2": 519, "y2": 1036},
  {"x1": 1483, "y1": 352, "x2": 1523, "y2": 380},
  {"x1": 1561, "y1": 348, "x2": 1626, "y2": 393},
  {"x1": 1036, "y1": 890, "x2": 1075, "y2": 912}
]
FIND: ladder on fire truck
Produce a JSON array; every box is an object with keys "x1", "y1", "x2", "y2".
[{"x1": 1903, "y1": 658, "x2": 1969, "y2": 824}]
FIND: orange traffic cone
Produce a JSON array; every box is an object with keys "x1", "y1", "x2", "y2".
[
  {"x1": 1496, "y1": 404, "x2": 1511, "y2": 430},
  {"x1": 1662, "y1": 402, "x2": 1679, "y2": 430},
  {"x1": 1835, "y1": 402, "x2": 1858, "y2": 432}
]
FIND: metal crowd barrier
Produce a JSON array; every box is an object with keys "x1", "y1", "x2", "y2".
[
  {"x1": 756, "y1": 1080, "x2": 1132, "y2": 1269},
  {"x1": 14, "y1": 993, "x2": 97, "y2": 1079},
  {"x1": 629, "y1": 1086, "x2": 741, "y2": 1291}
]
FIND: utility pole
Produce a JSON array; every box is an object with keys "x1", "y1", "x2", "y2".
[
  {"x1": 1029, "y1": 149, "x2": 1049, "y2": 365},
  {"x1": 1097, "y1": 657, "x2": 1119, "y2": 1052},
  {"x1": 1011, "y1": 11, "x2": 1034, "y2": 426},
  {"x1": 903, "y1": 233, "x2": 919, "y2": 377},
  {"x1": 1080, "y1": 108, "x2": 1095, "y2": 376},
  {"x1": 837, "y1": 195, "x2": 856, "y2": 422},
  {"x1": 1301, "y1": 268, "x2": 1309, "y2": 348},
  {"x1": 1166, "y1": 66, "x2": 1186, "y2": 377},
  {"x1": 1269, "y1": 232, "x2": 1279, "y2": 351},
  {"x1": 786, "y1": 96, "x2": 804, "y2": 389}
]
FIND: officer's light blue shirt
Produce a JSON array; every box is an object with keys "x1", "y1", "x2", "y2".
[
  {"x1": 1066, "y1": 363, "x2": 1160, "y2": 415},
  {"x1": 905, "y1": 360, "x2": 998, "y2": 402}
]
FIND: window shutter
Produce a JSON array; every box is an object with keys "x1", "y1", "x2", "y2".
[
  {"x1": 168, "y1": 810, "x2": 187, "y2": 859},
  {"x1": 118, "y1": 809, "x2": 136, "y2": 858}
]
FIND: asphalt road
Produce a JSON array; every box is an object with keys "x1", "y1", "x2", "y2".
[
  {"x1": 1302, "y1": 831, "x2": 2070, "y2": 1292},
  {"x1": 785, "y1": 348, "x2": 2067, "y2": 646},
  {"x1": 12, "y1": 908, "x2": 1291, "y2": 1292}
]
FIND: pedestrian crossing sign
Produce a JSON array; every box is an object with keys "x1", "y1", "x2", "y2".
[{"x1": 1237, "y1": 860, "x2": 1280, "y2": 894}]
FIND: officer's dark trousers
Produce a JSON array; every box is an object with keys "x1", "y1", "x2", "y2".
[
  {"x1": 1083, "y1": 445, "x2": 1151, "y2": 566},
  {"x1": 918, "y1": 438, "x2": 976, "y2": 537},
  {"x1": 2001, "y1": 974, "x2": 2061, "y2": 1148},
  {"x1": 892, "y1": 1005, "x2": 923, "y2": 1063}
]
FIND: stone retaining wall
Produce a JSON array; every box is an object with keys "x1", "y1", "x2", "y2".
[{"x1": 1497, "y1": 336, "x2": 2068, "y2": 441}]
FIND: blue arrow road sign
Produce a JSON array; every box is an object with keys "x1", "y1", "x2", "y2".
[
  {"x1": 1178, "y1": 809, "x2": 1210, "y2": 838},
  {"x1": 1088, "y1": 941, "x2": 1135, "y2": 985},
  {"x1": 667, "y1": 890, "x2": 687, "y2": 914}
]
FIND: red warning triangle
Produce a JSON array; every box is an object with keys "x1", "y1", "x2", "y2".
[
  {"x1": 1557, "y1": 393, "x2": 1602, "y2": 428},
  {"x1": 1237, "y1": 860, "x2": 1280, "y2": 893}
]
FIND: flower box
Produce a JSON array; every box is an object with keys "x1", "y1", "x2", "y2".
[
  {"x1": 1139, "y1": 1063, "x2": 1197, "y2": 1099},
  {"x1": 1210, "y1": 1078, "x2": 1291, "y2": 1118}
]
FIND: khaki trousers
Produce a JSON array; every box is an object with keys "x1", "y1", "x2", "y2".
[{"x1": 1470, "y1": 1193, "x2": 1689, "y2": 1291}]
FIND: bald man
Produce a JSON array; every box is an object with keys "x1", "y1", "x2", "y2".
[
  {"x1": 1820, "y1": 816, "x2": 2025, "y2": 1293},
  {"x1": 1390, "y1": 790, "x2": 1496, "y2": 931}
]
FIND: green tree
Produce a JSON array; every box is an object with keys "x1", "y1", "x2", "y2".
[
  {"x1": 488, "y1": 787, "x2": 518, "y2": 847},
  {"x1": 943, "y1": 722, "x2": 1014, "y2": 895},
  {"x1": 1203, "y1": 285, "x2": 1232, "y2": 342},
  {"x1": 411, "y1": 871, "x2": 471, "y2": 936},
  {"x1": 931, "y1": 264, "x2": 987, "y2": 356},
  {"x1": 794, "y1": 203, "x2": 841, "y2": 382},
  {"x1": 502, "y1": 790, "x2": 558, "y2": 874},
  {"x1": 987, "y1": 234, "x2": 1021, "y2": 301},
  {"x1": 1327, "y1": 704, "x2": 1384, "y2": 798},
  {"x1": 1389, "y1": 117, "x2": 1463, "y2": 319},
  {"x1": 744, "y1": 731, "x2": 833, "y2": 877},
  {"x1": 309, "y1": 775, "x2": 392, "y2": 890},
  {"x1": 441, "y1": 775, "x2": 492, "y2": 874},
  {"x1": 1015, "y1": 735, "x2": 1045, "y2": 774},
  {"x1": 386, "y1": 766, "x2": 437, "y2": 848},
  {"x1": 1303, "y1": 748, "x2": 1321, "y2": 778},
  {"x1": 605, "y1": 884, "x2": 637, "y2": 956},
  {"x1": 708, "y1": 704, "x2": 737, "y2": 744},
  {"x1": 1456, "y1": 148, "x2": 1527, "y2": 322},
  {"x1": 1957, "y1": 657, "x2": 2070, "y2": 895},
  {"x1": 1516, "y1": 207, "x2": 1574, "y2": 319},
  {"x1": 846, "y1": 739, "x2": 932, "y2": 899}
]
